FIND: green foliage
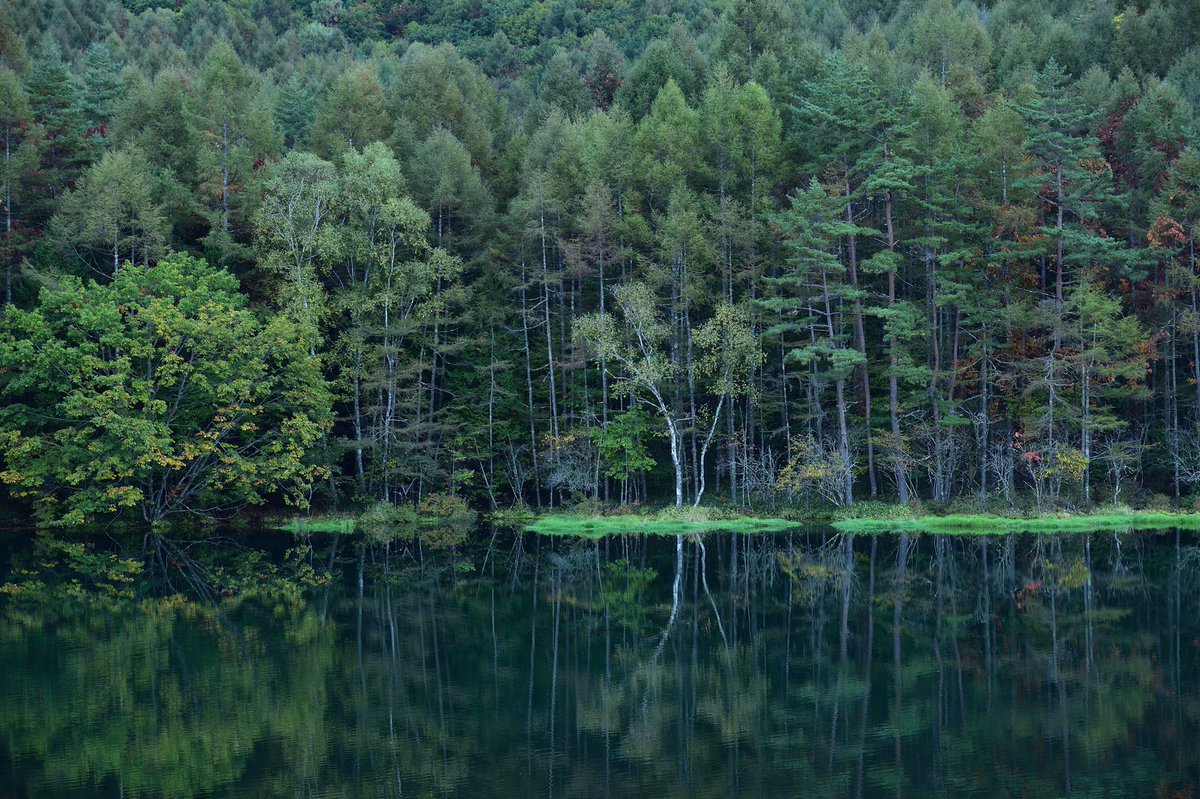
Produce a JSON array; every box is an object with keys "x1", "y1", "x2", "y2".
[
  {"x1": 832, "y1": 510, "x2": 1200, "y2": 535},
  {"x1": 618, "y1": 32, "x2": 706, "y2": 121},
  {"x1": 308, "y1": 64, "x2": 390, "y2": 158},
  {"x1": 276, "y1": 515, "x2": 357, "y2": 535},
  {"x1": 595, "y1": 557, "x2": 657, "y2": 630},
  {"x1": 3, "y1": 0, "x2": 1200, "y2": 525},
  {"x1": 79, "y1": 42, "x2": 123, "y2": 148},
  {"x1": 275, "y1": 72, "x2": 316, "y2": 149},
  {"x1": 590, "y1": 409, "x2": 656, "y2": 481},
  {"x1": 190, "y1": 41, "x2": 281, "y2": 265},
  {"x1": 0, "y1": 534, "x2": 143, "y2": 602},
  {"x1": 526, "y1": 513, "x2": 796, "y2": 537},
  {"x1": 25, "y1": 37, "x2": 87, "y2": 216},
  {"x1": 776, "y1": 434, "x2": 851, "y2": 508},
  {"x1": 416, "y1": 491, "x2": 473, "y2": 522},
  {"x1": 0, "y1": 253, "x2": 332, "y2": 525},
  {"x1": 51, "y1": 145, "x2": 169, "y2": 273},
  {"x1": 829, "y1": 500, "x2": 919, "y2": 522},
  {"x1": 0, "y1": 67, "x2": 42, "y2": 299},
  {"x1": 414, "y1": 492, "x2": 474, "y2": 548},
  {"x1": 767, "y1": 178, "x2": 865, "y2": 380}
]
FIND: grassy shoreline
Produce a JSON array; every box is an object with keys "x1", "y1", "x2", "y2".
[
  {"x1": 831, "y1": 510, "x2": 1200, "y2": 535},
  {"x1": 523, "y1": 514, "x2": 798, "y2": 537},
  {"x1": 269, "y1": 507, "x2": 1200, "y2": 539},
  {"x1": 521, "y1": 507, "x2": 1200, "y2": 537},
  {"x1": 273, "y1": 516, "x2": 357, "y2": 534}
]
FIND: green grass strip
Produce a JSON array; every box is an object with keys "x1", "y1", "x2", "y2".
[
  {"x1": 832, "y1": 511, "x2": 1200, "y2": 535},
  {"x1": 274, "y1": 517, "x2": 357, "y2": 534},
  {"x1": 526, "y1": 514, "x2": 799, "y2": 537}
]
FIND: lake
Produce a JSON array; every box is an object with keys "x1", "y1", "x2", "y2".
[{"x1": 1, "y1": 526, "x2": 1197, "y2": 797}]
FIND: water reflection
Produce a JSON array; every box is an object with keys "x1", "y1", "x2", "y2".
[{"x1": 2, "y1": 528, "x2": 1199, "y2": 797}]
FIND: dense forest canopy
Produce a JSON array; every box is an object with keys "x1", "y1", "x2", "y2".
[{"x1": 1, "y1": 0, "x2": 1199, "y2": 523}]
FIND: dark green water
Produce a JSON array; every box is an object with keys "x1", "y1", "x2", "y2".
[{"x1": 1, "y1": 527, "x2": 1198, "y2": 798}]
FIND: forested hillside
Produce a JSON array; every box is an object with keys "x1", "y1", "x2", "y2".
[{"x1": 1, "y1": 0, "x2": 1199, "y2": 523}]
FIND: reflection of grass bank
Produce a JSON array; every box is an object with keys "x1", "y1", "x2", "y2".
[
  {"x1": 832, "y1": 511, "x2": 1200, "y2": 535},
  {"x1": 272, "y1": 495, "x2": 476, "y2": 547},
  {"x1": 526, "y1": 512, "x2": 798, "y2": 537}
]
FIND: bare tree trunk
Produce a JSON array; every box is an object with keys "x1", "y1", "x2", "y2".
[
  {"x1": 668, "y1": 418, "x2": 684, "y2": 507},
  {"x1": 4, "y1": 130, "x2": 12, "y2": 304},
  {"x1": 598, "y1": 228, "x2": 609, "y2": 501},
  {"x1": 1188, "y1": 234, "x2": 1200, "y2": 492},
  {"x1": 352, "y1": 355, "x2": 365, "y2": 487},
  {"x1": 845, "y1": 174, "x2": 877, "y2": 496},
  {"x1": 823, "y1": 268, "x2": 854, "y2": 506},
  {"x1": 541, "y1": 209, "x2": 560, "y2": 442},
  {"x1": 884, "y1": 182, "x2": 909, "y2": 504},
  {"x1": 520, "y1": 262, "x2": 541, "y2": 506},
  {"x1": 694, "y1": 395, "x2": 725, "y2": 507}
]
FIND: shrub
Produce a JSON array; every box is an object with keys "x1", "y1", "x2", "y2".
[
  {"x1": 417, "y1": 493, "x2": 473, "y2": 523},
  {"x1": 831, "y1": 501, "x2": 917, "y2": 521},
  {"x1": 415, "y1": 493, "x2": 475, "y2": 550},
  {"x1": 356, "y1": 502, "x2": 417, "y2": 544}
]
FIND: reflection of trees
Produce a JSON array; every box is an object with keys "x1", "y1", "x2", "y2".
[
  {"x1": 0, "y1": 573, "x2": 336, "y2": 797},
  {"x1": 2, "y1": 528, "x2": 1199, "y2": 797}
]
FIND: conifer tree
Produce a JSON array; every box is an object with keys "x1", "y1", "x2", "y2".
[
  {"x1": 765, "y1": 179, "x2": 864, "y2": 506},
  {"x1": 0, "y1": 69, "x2": 40, "y2": 304},
  {"x1": 275, "y1": 72, "x2": 315, "y2": 149},
  {"x1": 1016, "y1": 59, "x2": 1130, "y2": 463},
  {"x1": 1016, "y1": 59, "x2": 1127, "y2": 306},
  {"x1": 26, "y1": 38, "x2": 87, "y2": 220},
  {"x1": 52, "y1": 145, "x2": 168, "y2": 276},
  {"x1": 191, "y1": 42, "x2": 281, "y2": 265},
  {"x1": 308, "y1": 65, "x2": 390, "y2": 158},
  {"x1": 633, "y1": 79, "x2": 700, "y2": 213},
  {"x1": 79, "y1": 42, "x2": 122, "y2": 150}
]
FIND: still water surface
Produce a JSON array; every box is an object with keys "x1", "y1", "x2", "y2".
[{"x1": 1, "y1": 527, "x2": 1198, "y2": 797}]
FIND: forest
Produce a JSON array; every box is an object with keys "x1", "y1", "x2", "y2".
[{"x1": 2, "y1": 0, "x2": 1200, "y2": 524}]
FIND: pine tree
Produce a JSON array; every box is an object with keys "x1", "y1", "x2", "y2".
[
  {"x1": 1016, "y1": 59, "x2": 1131, "y2": 464},
  {"x1": 907, "y1": 0, "x2": 992, "y2": 86},
  {"x1": 390, "y1": 43, "x2": 498, "y2": 172},
  {"x1": 308, "y1": 65, "x2": 390, "y2": 158},
  {"x1": 25, "y1": 38, "x2": 87, "y2": 222},
  {"x1": 900, "y1": 74, "x2": 979, "y2": 500},
  {"x1": 79, "y1": 42, "x2": 122, "y2": 150},
  {"x1": 0, "y1": 4, "x2": 27, "y2": 74},
  {"x1": 856, "y1": 74, "x2": 921, "y2": 504},
  {"x1": 113, "y1": 70, "x2": 200, "y2": 247},
  {"x1": 51, "y1": 145, "x2": 168, "y2": 276},
  {"x1": 190, "y1": 42, "x2": 281, "y2": 265},
  {"x1": 616, "y1": 33, "x2": 705, "y2": 121},
  {"x1": 632, "y1": 79, "x2": 699, "y2": 213},
  {"x1": 0, "y1": 69, "x2": 42, "y2": 303},
  {"x1": 324, "y1": 142, "x2": 461, "y2": 498},
  {"x1": 409, "y1": 127, "x2": 493, "y2": 257},
  {"x1": 764, "y1": 179, "x2": 865, "y2": 506},
  {"x1": 1060, "y1": 273, "x2": 1149, "y2": 501},
  {"x1": 1016, "y1": 59, "x2": 1128, "y2": 305},
  {"x1": 275, "y1": 72, "x2": 314, "y2": 149},
  {"x1": 540, "y1": 49, "x2": 588, "y2": 117}
]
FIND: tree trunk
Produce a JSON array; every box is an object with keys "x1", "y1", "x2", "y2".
[
  {"x1": 823, "y1": 268, "x2": 855, "y2": 506},
  {"x1": 885, "y1": 184, "x2": 909, "y2": 504},
  {"x1": 669, "y1": 418, "x2": 684, "y2": 507},
  {"x1": 4, "y1": 129, "x2": 11, "y2": 304},
  {"x1": 541, "y1": 209, "x2": 560, "y2": 442},
  {"x1": 845, "y1": 173, "x2": 877, "y2": 496},
  {"x1": 694, "y1": 395, "x2": 725, "y2": 507},
  {"x1": 520, "y1": 262, "x2": 541, "y2": 506}
]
